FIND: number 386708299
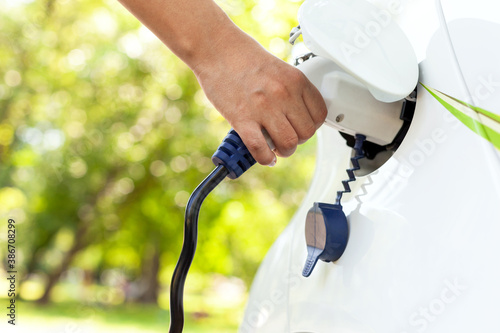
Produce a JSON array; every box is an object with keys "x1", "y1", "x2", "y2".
[{"x1": 7, "y1": 219, "x2": 16, "y2": 267}]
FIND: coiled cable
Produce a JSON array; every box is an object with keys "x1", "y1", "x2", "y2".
[{"x1": 335, "y1": 134, "x2": 366, "y2": 206}]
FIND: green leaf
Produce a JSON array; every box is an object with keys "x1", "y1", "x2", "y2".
[{"x1": 421, "y1": 83, "x2": 500, "y2": 150}]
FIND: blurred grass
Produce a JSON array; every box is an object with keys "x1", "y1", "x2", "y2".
[{"x1": 19, "y1": 300, "x2": 240, "y2": 332}]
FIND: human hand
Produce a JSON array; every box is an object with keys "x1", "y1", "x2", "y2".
[
  {"x1": 117, "y1": 0, "x2": 326, "y2": 166},
  {"x1": 192, "y1": 29, "x2": 327, "y2": 166}
]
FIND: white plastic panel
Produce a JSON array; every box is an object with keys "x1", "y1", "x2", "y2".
[
  {"x1": 298, "y1": 0, "x2": 419, "y2": 102},
  {"x1": 297, "y1": 56, "x2": 404, "y2": 146},
  {"x1": 439, "y1": 0, "x2": 500, "y2": 112},
  {"x1": 242, "y1": 1, "x2": 500, "y2": 332}
]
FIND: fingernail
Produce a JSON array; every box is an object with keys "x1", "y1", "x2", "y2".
[{"x1": 268, "y1": 156, "x2": 277, "y2": 167}]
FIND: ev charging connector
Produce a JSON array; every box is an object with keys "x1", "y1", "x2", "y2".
[{"x1": 169, "y1": 129, "x2": 258, "y2": 333}]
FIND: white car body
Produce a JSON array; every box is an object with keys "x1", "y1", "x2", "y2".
[{"x1": 241, "y1": 0, "x2": 500, "y2": 332}]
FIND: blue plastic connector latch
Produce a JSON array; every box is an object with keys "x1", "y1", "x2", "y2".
[
  {"x1": 302, "y1": 202, "x2": 349, "y2": 277},
  {"x1": 212, "y1": 129, "x2": 257, "y2": 180}
]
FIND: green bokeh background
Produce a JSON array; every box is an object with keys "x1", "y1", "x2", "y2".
[{"x1": 0, "y1": 0, "x2": 315, "y2": 331}]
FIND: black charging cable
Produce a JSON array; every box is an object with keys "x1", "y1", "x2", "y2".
[
  {"x1": 336, "y1": 134, "x2": 366, "y2": 206},
  {"x1": 169, "y1": 130, "x2": 257, "y2": 333},
  {"x1": 169, "y1": 165, "x2": 229, "y2": 332}
]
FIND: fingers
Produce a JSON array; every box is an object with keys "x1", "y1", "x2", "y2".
[
  {"x1": 285, "y1": 102, "x2": 317, "y2": 145},
  {"x1": 264, "y1": 114, "x2": 298, "y2": 158},
  {"x1": 301, "y1": 77, "x2": 328, "y2": 128},
  {"x1": 200, "y1": 54, "x2": 327, "y2": 166},
  {"x1": 235, "y1": 74, "x2": 327, "y2": 165},
  {"x1": 267, "y1": 74, "x2": 326, "y2": 152},
  {"x1": 235, "y1": 122, "x2": 277, "y2": 166}
]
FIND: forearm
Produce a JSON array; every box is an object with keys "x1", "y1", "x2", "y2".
[
  {"x1": 117, "y1": 0, "x2": 257, "y2": 72},
  {"x1": 117, "y1": 0, "x2": 328, "y2": 166}
]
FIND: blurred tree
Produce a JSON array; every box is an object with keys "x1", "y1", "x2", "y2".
[{"x1": 0, "y1": 0, "x2": 316, "y2": 312}]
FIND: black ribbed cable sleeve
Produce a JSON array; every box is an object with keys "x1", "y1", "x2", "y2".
[
  {"x1": 169, "y1": 165, "x2": 229, "y2": 333},
  {"x1": 335, "y1": 134, "x2": 366, "y2": 206}
]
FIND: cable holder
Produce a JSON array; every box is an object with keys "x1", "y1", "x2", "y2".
[{"x1": 302, "y1": 133, "x2": 366, "y2": 277}]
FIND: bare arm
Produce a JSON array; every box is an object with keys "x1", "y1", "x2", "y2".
[{"x1": 118, "y1": 0, "x2": 327, "y2": 166}]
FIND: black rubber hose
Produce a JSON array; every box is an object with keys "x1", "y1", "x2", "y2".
[{"x1": 169, "y1": 165, "x2": 229, "y2": 333}]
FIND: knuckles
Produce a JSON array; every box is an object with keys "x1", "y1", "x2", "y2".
[
  {"x1": 242, "y1": 135, "x2": 274, "y2": 165},
  {"x1": 268, "y1": 81, "x2": 289, "y2": 99},
  {"x1": 316, "y1": 104, "x2": 328, "y2": 124},
  {"x1": 287, "y1": 68, "x2": 306, "y2": 87},
  {"x1": 278, "y1": 134, "x2": 298, "y2": 156},
  {"x1": 244, "y1": 137, "x2": 263, "y2": 153},
  {"x1": 300, "y1": 123, "x2": 316, "y2": 141},
  {"x1": 252, "y1": 90, "x2": 267, "y2": 108}
]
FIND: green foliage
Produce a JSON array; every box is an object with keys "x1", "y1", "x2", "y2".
[
  {"x1": 18, "y1": 300, "x2": 239, "y2": 332},
  {"x1": 0, "y1": 0, "x2": 313, "y2": 324}
]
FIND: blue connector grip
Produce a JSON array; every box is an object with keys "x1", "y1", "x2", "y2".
[
  {"x1": 302, "y1": 202, "x2": 349, "y2": 277},
  {"x1": 212, "y1": 129, "x2": 256, "y2": 179}
]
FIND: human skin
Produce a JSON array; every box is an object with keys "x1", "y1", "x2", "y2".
[{"x1": 117, "y1": 0, "x2": 328, "y2": 166}]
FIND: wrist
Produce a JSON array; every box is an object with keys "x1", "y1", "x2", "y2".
[{"x1": 190, "y1": 22, "x2": 265, "y2": 78}]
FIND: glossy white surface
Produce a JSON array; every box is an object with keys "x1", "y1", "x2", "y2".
[
  {"x1": 296, "y1": 57, "x2": 404, "y2": 146},
  {"x1": 241, "y1": 1, "x2": 500, "y2": 332},
  {"x1": 298, "y1": 0, "x2": 418, "y2": 102}
]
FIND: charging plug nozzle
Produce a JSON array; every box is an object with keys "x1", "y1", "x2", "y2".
[{"x1": 211, "y1": 129, "x2": 257, "y2": 179}]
